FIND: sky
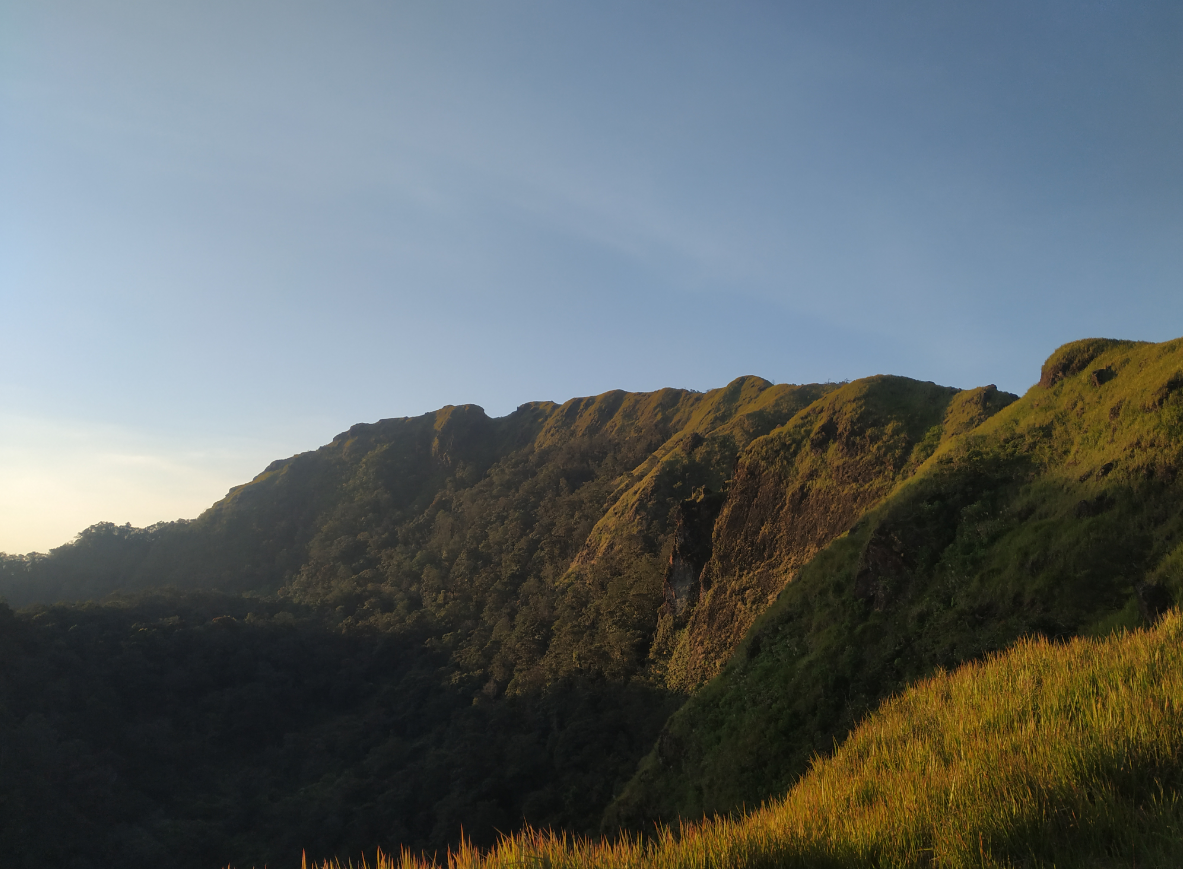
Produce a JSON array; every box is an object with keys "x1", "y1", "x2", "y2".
[{"x1": 1, "y1": 1, "x2": 1181, "y2": 554}]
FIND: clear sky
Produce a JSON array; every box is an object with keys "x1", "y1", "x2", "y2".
[{"x1": 2, "y1": 1, "x2": 1181, "y2": 554}]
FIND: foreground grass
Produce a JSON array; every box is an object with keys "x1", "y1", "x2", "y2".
[{"x1": 315, "y1": 610, "x2": 1183, "y2": 868}]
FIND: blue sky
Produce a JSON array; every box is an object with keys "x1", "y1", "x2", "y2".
[{"x1": 2, "y1": 1, "x2": 1181, "y2": 553}]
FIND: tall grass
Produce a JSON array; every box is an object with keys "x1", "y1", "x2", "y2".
[{"x1": 316, "y1": 611, "x2": 1183, "y2": 868}]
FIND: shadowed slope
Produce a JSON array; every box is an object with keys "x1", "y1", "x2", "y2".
[
  {"x1": 320, "y1": 609, "x2": 1183, "y2": 869},
  {"x1": 608, "y1": 336, "x2": 1183, "y2": 828}
]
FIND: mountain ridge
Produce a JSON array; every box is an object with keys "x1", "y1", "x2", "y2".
[
  {"x1": 607, "y1": 335, "x2": 1183, "y2": 826},
  {"x1": 0, "y1": 336, "x2": 1180, "y2": 868}
]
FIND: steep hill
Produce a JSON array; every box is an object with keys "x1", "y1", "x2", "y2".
[
  {"x1": 1, "y1": 336, "x2": 1180, "y2": 868},
  {"x1": 609, "y1": 336, "x2": 1183, "y2": 826},
  {"x1": 660, "y1": 377, "x2": 1015, "y2": 691}
]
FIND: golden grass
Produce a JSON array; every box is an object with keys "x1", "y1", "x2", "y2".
[{"x1": 314, "y1": 610, "x2": 1183, "y2": 868}]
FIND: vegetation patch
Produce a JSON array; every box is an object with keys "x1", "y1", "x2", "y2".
[{"x1": 319, "y1": 610, "x2": 1183, "y2": 869}]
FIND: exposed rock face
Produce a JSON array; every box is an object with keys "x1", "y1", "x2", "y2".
[
  {"x1": 1075, "y1": 492, "x2": 1114, "y2": 519},
  {"x1": 663, "y1": 376, "x2": 982, "y2": 690},
  {"x1": 563, "y1": 377, "x2": 833, "y2": 574},
  {"x1": 661, "y1": 490, "x2": 725, "y2": 622},
  {"x1": 1090, "y1": 367, "x2": 1115, "y2": 387},
  {"x1": 1145, "y1": 371, "x2": 1183, "y2": 410},
  {"x1": 1136, "y1": 581, "x2": 1172, "y2": 621},
  {"x1": 853, "y1": 527, "x2": 911, "y2": 610}
]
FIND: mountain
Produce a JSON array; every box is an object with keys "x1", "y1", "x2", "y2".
[
  {"x1": 0, "y1": 335, "x2": 1180, "y2": 868},
  {"x1": 609, "y1": 336, "x2": 1183, "y2": 826}
]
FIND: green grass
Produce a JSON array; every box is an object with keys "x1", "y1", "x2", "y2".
[
  {"x1": 611, "y1": 337, "x2": 1183, "y2": 825},
  {"x1": 316, "y1": 609, "x2": 1183, "y2": 869}
]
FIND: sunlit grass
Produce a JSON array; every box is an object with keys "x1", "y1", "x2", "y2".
[{"x1": 313, "y1": 610, "x2": 1183, "y2": 868}]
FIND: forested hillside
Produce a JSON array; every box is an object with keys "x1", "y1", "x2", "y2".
[{"x1": 2, "y1": 337, "x2": 1182, "y2": 868}]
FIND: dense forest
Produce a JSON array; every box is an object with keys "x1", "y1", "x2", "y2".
[{"x1": 2, "y1": 337, "x2": 1183, "y2": 868}]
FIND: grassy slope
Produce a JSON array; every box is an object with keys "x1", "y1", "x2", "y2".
[
  {"x1": 661, "y1": 376, "x2": 1011, "y2": 692},
  {"x1": 609, "y1": 337, "x2": 1183, "y2": 826},
  {"x1": 318, "y1": 609, "x2": 1183, "y2": 869}
]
